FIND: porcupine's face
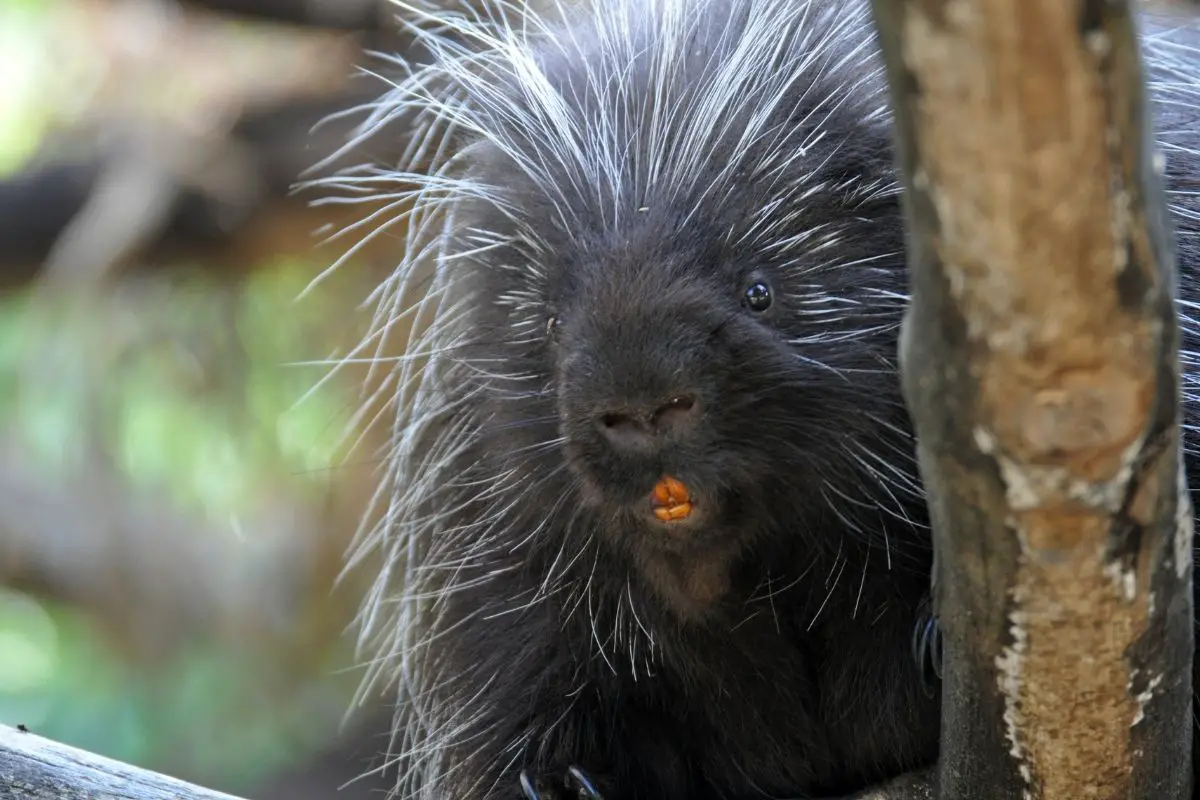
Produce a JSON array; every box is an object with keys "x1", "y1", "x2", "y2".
[
  {"x1": 461, "y1": 0, "x2": 923, "y2": 589},
  {"x1": 531, "y1": 138, "x2": 913, "y2": 569}
]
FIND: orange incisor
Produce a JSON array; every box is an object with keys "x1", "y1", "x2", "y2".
[{"x1": 651, "y1": 476, "x2": 693, "y2": 521}]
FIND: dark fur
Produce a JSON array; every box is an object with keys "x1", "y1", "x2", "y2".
[{"x1": 361, "y1": 2, "x2": 1200, "y2": 798}]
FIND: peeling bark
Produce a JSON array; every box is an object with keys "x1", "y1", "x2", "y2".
[{"x1": 866, "y1": 0, "x2": 1194, "y2": 798}]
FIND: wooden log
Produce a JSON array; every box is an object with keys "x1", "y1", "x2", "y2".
[
  {"x1": 0, "y1": 724, "x2": 248, "y2": 800},
  {"x1": 0, "y1": 718, "x2": 938, "y2": 800},
  {"x1": 866, "y1": 0, "x2": 1194, "y2": 797}
]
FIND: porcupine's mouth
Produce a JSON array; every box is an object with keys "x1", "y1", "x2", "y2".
[
  {"x1": 648, "y1": 475, "x2": 696, "y2": 525},
  {"x1": 557, "y1": 410, "x2": 714, "y2": 535},
  {"x1": 573, "y1": 462, "x2": 711, "y2": 533},
  {"x1": 635, "y1": 473, "x2": 719, "y2": 536}
]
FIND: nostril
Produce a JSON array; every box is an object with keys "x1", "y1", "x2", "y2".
[
  {"x1": 600, "y1": 411, "x2": 643, "y2": 434},
  {"x1": 596, "y1": 409, "x2": 654, "y2": 451},
  {"x1": 651, "y1": 395, "x2": 699, "y2": 431},
  {"x1": 595, "y1": 395, "x2": 699, "y2": 451}
]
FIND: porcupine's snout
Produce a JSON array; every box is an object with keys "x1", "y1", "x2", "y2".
[
  {"x1": 556, "y1": 258, "x2": 724, "y2": 528},
  {"x1": 594, "y1": 394, "x2": 701, "y2": 454}
]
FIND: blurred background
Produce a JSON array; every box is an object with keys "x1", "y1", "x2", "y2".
[
  {"x1": 0, "y1": 0, "x2": 440, "y2": 796},
  {"x1": 7, "y1": 1, "x2": 1200, "y2": 799}
]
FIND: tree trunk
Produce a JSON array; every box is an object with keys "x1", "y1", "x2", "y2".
[{"x1": 866, "y1": 0, "x2": 1194, "y2": 797}]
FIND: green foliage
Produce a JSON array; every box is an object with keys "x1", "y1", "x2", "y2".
[
  {"x1": 0, "y1": 264, "x2": 353, "y2": 520},
  {"x1": 0, "y1": 586, "x2": 359, "y2": 789},
  {"x1": 0, "y1": 0, "x2": 54, "y2": 176},
  {"x1": 0, "y1": 593, "x2": 154, "y2": 764},
  {"x1": 0, "y1": 0, "x2": 376, "y2": 791},
  {"x1": 0, "y1": 262, "x2": 367, "y2": 788}
]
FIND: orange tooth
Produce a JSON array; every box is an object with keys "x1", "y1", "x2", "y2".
[
  {"x1": 666, "y1": 502, "x2": 692, "y2": 520},
  {"x1": 651, "y1": 476, "x2": 689, "y2": 505},
  {"x1": 650, "y1": 476, "x2": 693, "y2": 522}
]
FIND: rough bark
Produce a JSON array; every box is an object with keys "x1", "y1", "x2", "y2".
[
  {"x1": 866, "y1": 0, "x2": 1194, "y2": 798},
  {"x1": 0, "y1": 724, "x2": 248, "y2": 800}
]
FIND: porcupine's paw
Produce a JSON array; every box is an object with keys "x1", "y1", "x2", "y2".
[{"x1": 519, "y1": 765, "x2": 605, "y2": 800}]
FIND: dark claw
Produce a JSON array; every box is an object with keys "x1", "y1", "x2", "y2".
[
  {"x1": 566, "y1": 765, "x2": 603, "y2": 799},
  {"x1": 929, "y1": 618, "x2": 943, "y2": 678},
  {"x1": 518, "y1": 766, "x2": 604, "y2": 800},
  {"x1": 520, "y1": 769, "x2": 541, "y2": 800},
  {"x1": 911, "y1": 602, "x2": 944, "y2": 698}
]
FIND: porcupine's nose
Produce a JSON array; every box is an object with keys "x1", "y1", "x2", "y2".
[{"x1": 596, "y1": 394, "x2": 699, "y2": 453}]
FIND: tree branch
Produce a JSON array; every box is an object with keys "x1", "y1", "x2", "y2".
[
  {"x1": 171, "y1": 0, "x2": 389, "y2": 31},
  {"x1": 867, "y1": 0, "x2": 1193, "y2": 797},
  {"x1": 0, "y1": 724, "x2": 249, "y2": 799}
]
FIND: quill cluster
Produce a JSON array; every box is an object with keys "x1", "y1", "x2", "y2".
[{"x1": 311, "y1": 1, "x2": 1200, "y2": 798}]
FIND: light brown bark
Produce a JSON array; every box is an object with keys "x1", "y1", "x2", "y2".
[{"x1": 867, "y1": 0, "x2": 1194, "y2": 797}]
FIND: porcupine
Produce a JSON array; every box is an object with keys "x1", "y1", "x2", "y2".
[{"x1": 321, "y1": 0, "x2": 1200, "y2": 798}]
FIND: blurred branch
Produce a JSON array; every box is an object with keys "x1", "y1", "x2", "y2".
[
  {"x1": 171, "y1": 0, "x2": 391, "y2": 31},
  {"x1": 0, "y1": 85, "x2": 398, "y2": 289},
  {"x1": 0, "y1": 0, "x2": 576, "y2": 289},
  {"x1": 0, "y1": 724, "x2": 249, "y2": 800},
  {"x1": 35, "y1": 123, "x2": 260, "y2": 288}
]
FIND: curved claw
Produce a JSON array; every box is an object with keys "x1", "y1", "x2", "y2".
[
  {"x1": 566, "y1": 765, "x2": 603, "y2": 799},
  {"x1": 520, "y1": 769, "x2": 541, "y2": 800},
  {"x1": 911, "y1": 606, "x2": 943, "y2": 698},
  {"x1": 909, "y1": 612, "x2": 926, "y2": 674},
  {"x1": 928, "y1": 618, "x2": 943, "y2": 680}
]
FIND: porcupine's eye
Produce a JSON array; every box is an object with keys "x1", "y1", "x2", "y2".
[{"x1": 743, "y1": 281, "x2": 772, "y2": 312}]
